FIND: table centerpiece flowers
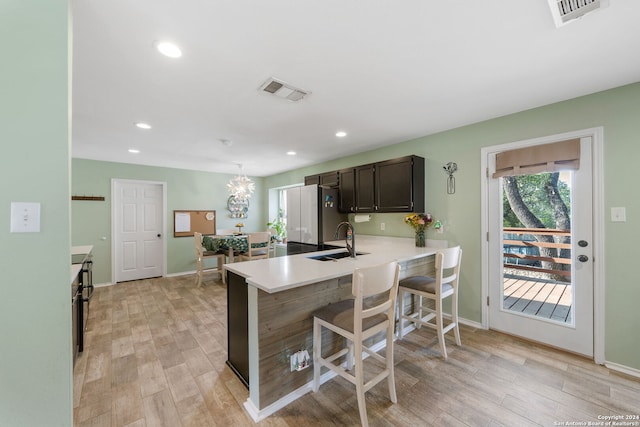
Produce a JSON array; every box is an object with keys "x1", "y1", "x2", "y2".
[{"x1": 404, "y1": 213, "x2": 434, "y2": 247}]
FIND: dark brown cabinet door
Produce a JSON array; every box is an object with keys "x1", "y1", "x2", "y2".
[
  {"x1": 355, "y1": 164, "x2": 375, "y2": 212},
  {"x1": 319, "y1": 171, "x2": 339, "y2": 187},
  {"x1": 304, "y1": 171, "x2": 339, "y2": 187},
  {"x1": 304, "y1": 175, "x2": 319, "y2": 186},
  {"x1": 375, "y1": 156, "x2": 424, "y2": 212},
  {"x1": 338, "y1": 168, "x2": 356, "y2": 212}
]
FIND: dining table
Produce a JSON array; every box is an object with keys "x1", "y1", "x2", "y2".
[
  {"x1": 203, "y1": 234, "x2": 276, "y2": 263},
  {"x1": 202, "y1": 234, "x2": 249, "y2": 263}
]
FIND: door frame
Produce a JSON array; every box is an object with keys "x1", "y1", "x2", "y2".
[
  {"x1": 480, "y1": 127, "x2": 605, "y2": 364},
  {"x1": 111, "y1": 178, "x2": 168, "y2": 283}
]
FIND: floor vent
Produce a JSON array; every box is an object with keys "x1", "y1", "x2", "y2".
[
  {"x1": 259, "y1": 78, "x2": 309, "y2": 102},
  {"x1": 548, "y1": 0, "x2": 609, "y2": 27}
]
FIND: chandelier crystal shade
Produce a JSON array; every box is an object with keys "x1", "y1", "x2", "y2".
[{"x1": 227, "y1": 173, "x2": 255, "y2": 201}]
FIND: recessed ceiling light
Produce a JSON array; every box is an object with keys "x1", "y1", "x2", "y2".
[
  {"x1": 286, "y1": 151, "x2": 296, "y2": 156},
  {"x1": 336, "y1": 131, "x2": 347, "y2": 138},
  {"x1": 128, "y1": 149, "x2": 140, "y2": 154},
  {"x1": 135, "y1": 122, "x2": 151, "y2": 130},
  {"x1": 155, "y1": 41, "x2": 182, "y2": 58}
]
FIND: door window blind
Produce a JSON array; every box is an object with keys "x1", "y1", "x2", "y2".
[{"x1": 493, "y1": 138, "x2": 580, "y2": 178}]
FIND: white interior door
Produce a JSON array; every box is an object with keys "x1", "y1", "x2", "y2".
[
  {"x1": 113, "y1": 179, "x2": 165, "y2": 282},
  {"x1": 486, "y1": 136, "x2": 594, "y2": 357}
]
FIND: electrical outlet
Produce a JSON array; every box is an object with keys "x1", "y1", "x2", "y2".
[
  {"x1": 611, "y1": 207, "x2": 626, "y2": 222},
  {"x1": 290, "y1": 350, "x2": 311, "y2": 372},
  {"x1": 380, "y1": 222, "x2": 385, "y2": 231}
]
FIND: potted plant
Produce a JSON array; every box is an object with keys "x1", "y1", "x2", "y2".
[{"x1": 267, "y1": 211, "x2": 287, "y2": 242}]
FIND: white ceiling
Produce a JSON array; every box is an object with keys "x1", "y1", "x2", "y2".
[{"x1": 72, "y1": 0, "x2": 640, "y2": 177}]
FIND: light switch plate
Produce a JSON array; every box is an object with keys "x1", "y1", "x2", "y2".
[
  {"x1": 10, "y1": 202, "x2": 41, "y2": 232},
  {"x1": 611, "y1": 207, "x2": 626, "y2": 222}
]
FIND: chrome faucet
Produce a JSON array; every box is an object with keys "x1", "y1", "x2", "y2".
[{"x1": 335, "y1": 221, "x2": 356, "y2": 258}]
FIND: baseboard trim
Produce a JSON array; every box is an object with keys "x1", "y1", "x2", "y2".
[
  {"x1": 166, "y1": 270, "x2": 196, "y2": 278},
  {"x1": 93, "y1": 282, "x2": 113, "y2": 288},
  {"x1": 243, "y1": 340, "x2": 388, "y2": 422},
  {"x1": 605, "y1": 361, "x2": 640, "y2": 379},
  {"x1": 243, "y1": 368, "x2": 338, "y2": 422}
]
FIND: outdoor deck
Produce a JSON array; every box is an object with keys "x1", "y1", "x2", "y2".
[{"x1": 503, "y1": 274, "x2": 572, "y2": 323}]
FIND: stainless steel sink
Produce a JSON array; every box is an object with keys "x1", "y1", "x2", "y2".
[{"x1": 307, "y1": 251, "x2": 368, "y2": 261}]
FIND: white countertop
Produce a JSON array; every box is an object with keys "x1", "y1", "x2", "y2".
[
  {"x1": 71, "y1": 245, "x2": 92, "y2": 284},
  {"x1": 71, "y1": 264, "x2": 83, "y2": 284},
  {"x1": 71, "y1": 245, "x2": 93, "y2": 256},
  {"x1": 225, "y1": 235, "x2": 438, "y2": 293}
]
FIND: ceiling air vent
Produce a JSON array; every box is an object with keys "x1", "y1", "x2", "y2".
[
  {"x1": 547, "y1": 0, "x2": 609, "y2": 27},
  {"x1": 260, "y1": 77, "x2": 310, "y2": 102}
]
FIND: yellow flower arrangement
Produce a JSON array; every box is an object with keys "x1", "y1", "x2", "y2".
[
  {"x1": 404, "y1": 213, "x2": 435, "y2": 247},
  {"x1": 403, "y1": 213, "x2": 433, "y2": 232}
]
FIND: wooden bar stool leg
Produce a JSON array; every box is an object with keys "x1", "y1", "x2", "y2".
[
  {"x1": 313, "y1": 318, "x2": 321, "y2": 393},
  {"x1": 354, "y1": 341, "x2": 368, "y2": 427},
  {"x1": 452, "y1": 292, "x2": 461, "y2": 346},
  {"x1": 398, "y1": 289, "x2": 406, "y2": 339},
  {"x1": 435, "y1": 297, "x2": 447, "y2": 359},
  {"x1": 387, "y1": 323, "x2": 397, "y2": 403}
]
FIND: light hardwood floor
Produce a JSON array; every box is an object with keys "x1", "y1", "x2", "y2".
[{"x1": 74, "y1": 273, "x2": 640, "y2": 426}]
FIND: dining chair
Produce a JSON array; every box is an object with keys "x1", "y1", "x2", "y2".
[
  {"x1": 238, "y1": 231, "x2": 271, "y2": 261},
  {"x1": 398, "y1": 246, "x2": 462, "y2": 359},
  {"x1": 194, "y1": 231, "x2": 226, "y2": 286},
  {"x1": 312, "y1": 261, "x2": 400, "y2": 427}
]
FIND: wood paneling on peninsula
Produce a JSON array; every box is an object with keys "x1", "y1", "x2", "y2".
[{"x1": 250, "y1": 255, "x2": 435, "y2": 409}]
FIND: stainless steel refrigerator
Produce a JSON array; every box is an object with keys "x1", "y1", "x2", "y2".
[{"x1": 285, "y1": 185, "x2": 347, "y2": 254}]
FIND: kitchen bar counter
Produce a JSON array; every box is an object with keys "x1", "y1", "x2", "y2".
[
  {"x1": 225, "y1": 235, "x2": 440, "y2": 421},
  {"x1": 225, "y1": 235, "x2": 438, "y2": 293},
  {"x1": 71, "y1": 245, "x2": 94, "y2": 256}
]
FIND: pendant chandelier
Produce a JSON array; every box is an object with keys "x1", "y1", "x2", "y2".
[{"x1": 227, "y1": 164, "x2": 255, "y2": 202}]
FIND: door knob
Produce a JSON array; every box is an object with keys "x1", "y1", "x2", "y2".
[
  {"x1": 578, "y1": 240, "x2": 589, "y2": 247},
  {"x1": 577, "y1": 255, "x2": 589, "y2": 262}
]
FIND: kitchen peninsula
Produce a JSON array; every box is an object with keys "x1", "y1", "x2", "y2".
[{"x1": 224, "y1": 235, "x2": 440, "y2": 421}]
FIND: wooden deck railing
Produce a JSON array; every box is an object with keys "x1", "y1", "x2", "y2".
[{"x1": 503, "y1": 227, "x2": 572, "y2": 278}]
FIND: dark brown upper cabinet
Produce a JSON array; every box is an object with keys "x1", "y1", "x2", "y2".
[
  {"x1": 304, "y1": 175, "x2": 319, "y2": 186},
  {"x1": 354, "y1": 164, "x2": 375, "y2": 213},
  {"x1": 375, "y1": 156, "x2": 424, "y2": 212},
  {"x1": 338, "y1": 168, "x2": 356, "y2": 212},
  {"x1": 338, "y1": 155, "x2": 424, "y2": 213},
  {"x1": 304, "y1": 171, "x2": 340, "y2": 188}
]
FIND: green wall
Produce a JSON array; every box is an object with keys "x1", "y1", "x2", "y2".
[
  {"x1": 71, "y1": 159, "x2": 265, "y2": 284},
  {"x1": 264, "y1": 82, "x2": 640, "y2": 371},
  {"x1": 70, "y1": 88, "x2": 639, "y2": 372},
  {"x1": 0, "y1": 1, "x2": 72, "y2": 426}
]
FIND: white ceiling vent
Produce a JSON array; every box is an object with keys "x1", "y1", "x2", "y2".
[
  {"x1": 260, "y1": 78, "x2": 310, "y2": 102},
  {"x1": 548, "y1": 0, "x2": 609, "y2": 27}
]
